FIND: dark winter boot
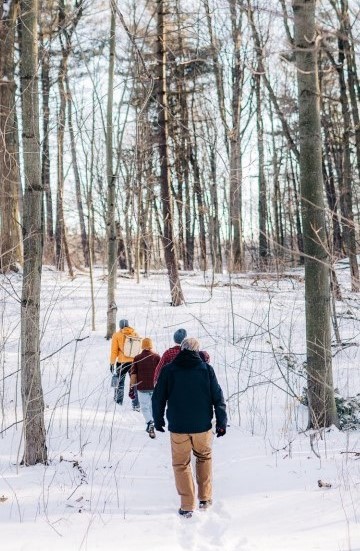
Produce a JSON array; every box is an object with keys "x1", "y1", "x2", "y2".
[
  {"x1": 199, "y1": 500, "x2": 212, "y2": 511},
  {"x1": 178, "y1": 508, "x2": 193, "y2": 518},
  {"x1": 148, "y1": 422, "x2": 156, "y2": 439}
]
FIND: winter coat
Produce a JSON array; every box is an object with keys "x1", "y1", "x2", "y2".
[
  {"x1": 130, "y1": 350, "x2": 161, "y2": 391},
  {"x1": 153, "y1": 346, "x2": 210, "y2": 385},
  {"x1": 110, "y1": 326, "x2": 139, "y2": 364},
  {"x1": 152, "y1": 349, "x2": 227, "y2": 434}
]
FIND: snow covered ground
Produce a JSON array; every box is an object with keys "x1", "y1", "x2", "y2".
[{"x1": 1, "y1": 266, "x2": 360, "y2": 550}]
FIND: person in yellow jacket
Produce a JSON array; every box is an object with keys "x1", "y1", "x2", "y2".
[{"x1": 110, "y1": 319, "x2": 140, "y2": 410}]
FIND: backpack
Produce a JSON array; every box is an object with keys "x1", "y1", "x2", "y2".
[{"x1": 123, "y1": 335, "x2": 142, "y2": 358}]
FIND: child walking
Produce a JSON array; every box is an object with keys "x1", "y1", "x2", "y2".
[{"x1": 130, "y1": 338, "x2": 160, "y2": 439}]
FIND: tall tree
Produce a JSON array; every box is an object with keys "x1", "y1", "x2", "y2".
[
  {"x1": 55, "y1": 0, "x2": 82, "y2": 276},
  {"x1": 66, "y1": 74, "x2": 90, "y2": 267},
  {"x1": 106, "y1": 0, "x2": 118, "y2": 338},
  {"x1": 0, "y1": 0, "x2": 22, "y2": 272},
  {"x1": 156, "y1": 0, "x2": 184, "y2": 306},
  {"x1": 293, "y1": 0, "x2": 338, "y2": 429},
  {"x1": 323, "y1": 31, "x2": 359, "y2": 291},
  {"x1": 228, "y1": 0, "x2": 245, "y2": 271},
  {"x1": 39, "y1": 0, "x2": 55, "y2": 265},
  {"x1": 19, "y1": 0, "x2": 47, "y2": 464},
  {"x1": 247, "y1": 3, "x2": 271, "y2": 265},
  {"x1": 204, "y1": 0, "x2": 245, "y2": 271},
  {"x1": 330, "y1": 0, "x2": 360, "y2": 184}
]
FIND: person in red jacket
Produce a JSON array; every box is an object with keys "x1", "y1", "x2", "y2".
[
  {"x1": 130, "y1": 338, "x2": 160, "y2": 438},
  {"x1": 153, "y1": 329, "x2": 210, "y2": 385}
]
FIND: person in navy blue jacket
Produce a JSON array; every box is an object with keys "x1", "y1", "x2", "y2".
[{"x1": 152, "y1": 337, "x2": 227, "y2": 518}]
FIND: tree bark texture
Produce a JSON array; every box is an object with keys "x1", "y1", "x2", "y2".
[
  {"x1": 228, "y1": 0, "x2": 244, "y2": 272},
  {"x1": 208, "y1": 139, "x2": 222, "y2": 272},
  {"x1": 66, "y1": 75, "x2": 90, "y2": 267},
  {"x1": 255, "y1": 70, "x2": 268, "y2": 264},
  {"x1": 248, "y1": 4, "x2": 269, "y2": 265},
  {"x1": 106, "y1": 0, "x2": 117, "y2": 338},
  {"x1": 321, "y1": 113, "x2": 343, "y2": 256},
  {"x1": 55, "y1": 51, "x2": 67, "y2": 272},
  {"x1": 189, "y1": 142, "x2": 207, "y2": 271},
  {"x1": 40, "y1": 28, "x2": 55, "y2": 265},
  {"x1": 336, "y1": 26, "x2": 359, "y2": 291},
  {"x1": 331, "y1": 0, "x2": 360, "y2": 187},
  {"x1": 0, "y1": 0, "x2": 22, "y2": 272},
  {"x1": 19, "y1": 0, "x2": 48, "y2": 464},
  {"x1": 293, "y1": 0, "x2": 338, "y2": 429},
  {"x1": 156, "y1": 0, "x2": 184, "y2": 306}
]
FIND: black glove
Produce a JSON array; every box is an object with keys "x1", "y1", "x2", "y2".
[
  {"x1": 155, "y1": 423, "x2": 165, "y2": 432},
  {"x1": 110, "y1": 364, "x2": 114, "y2": 373},
  {"x1": 216, "y1": 426, "x2": 226, "y2": 438}
]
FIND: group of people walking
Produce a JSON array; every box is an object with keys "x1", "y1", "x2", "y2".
[{"x1": 109, "y1": 318, "x2": 227, "y2": 518}]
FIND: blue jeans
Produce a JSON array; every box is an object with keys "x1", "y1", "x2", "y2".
[
  {"x1": 115, "y1": 363, "x2": 139, "y2": 408},
  {"x1": 137, "y1": 390, "x2": 153, "y2": 424}
]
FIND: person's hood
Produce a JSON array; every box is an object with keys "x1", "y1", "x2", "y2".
[
  {"x1": 173, "y1": 349, "x2": 201, "y2": 366},
  {"x1": 121, "y1": 326, "x2": 136, "y2": 336}
]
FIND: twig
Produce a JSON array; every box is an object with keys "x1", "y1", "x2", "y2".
[
  {"x1": 0, "y1": 368, "x2": 21, "y2": 382},
  {"x1": 0, "y1": 419, "x2": 23, "y2": 435},
  {"x1": 269, "y1": 438, "x2": 295, "y2": 454},
  {"x1": 40, "y1": 336, "x2": 89, "y2": 362},
  {"x1": 340, "y1": 451, "x2": 360, "y2": 457},
  {"x1": 310, "y1": 433, "x2": 321, "y2": 459}
]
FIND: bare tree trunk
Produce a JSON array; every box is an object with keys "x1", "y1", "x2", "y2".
[
  {"x1": 55, "y1": 0, "x2": 81, "y2": 278},
  {"x1": 293, "y1": 0, "x2": 338, "y2": 429},
  {"x1": 66, "y1": 75, "x2": 90, "y2": 267},
  {"x1": 289, "y1": 154, "x2": 304, "y2": 262},
  {"x1": 184, "y1": 159, "x2": 194, "y2": 271},
  {"x1": 330, "y1": 0, "x2": 360, "y2": 184},
  {"x1": 19, "y1": 0, "x2": 47, "y2": 464},
  {"x1": 208, "y1": 137, "x2": 223, "y2": 272},
  {"x1": 134, "y1": 133, "x2": 142, "y2": 284},
  {"x1": 88, "y1": 91, "x2": 96, "y2": 330},
  {"x1": 174, "y1": 149, "x2": 185, "y2": 267},
  {"x1": 247, "y1": 3, "x2": 270, "y2": 266},
  {"x1": 228, "y1": 0, "x2": 244, "y2": 272},
  {"x1": 173, "y1": 1, "x2": 187, "y2": 271},
  {"x1": 325, "y1": 37, "x2": 359, "y2": 291},
  {"x1": 255, "y1": 71, "x2": 269, "y2": 265},
  {"x1": 189, "y1": 141, "x2": 207, "y2": 271},
  {"x1": 123, "y1": 180, "x2": 134, "y2": 275},
  {"x1": 116, "y1": 222, "x2": 127, "y2": 269},
  {"x1": 203, "y1": 0, "x2": 229, "y2": 156},
  {"x1": 56, "y1": 49, "x2": 73, "y2": 277},
  {"x1": 247, "y1": 4, "x2": 299, "y2": 162},
  {"x1": 336, "y1": 31, "x2": 359, "y2": 291},
  {"x1": 321, "y1": 111, "x2": 343, "y2": 256},
  {"x1": 106, "y1": 0, "x2": 117, "y2": 338},
  {"x1": 39, "y1": 16, "x2": 54, "y2": 265},
  {"x1": 0, "y1": 0, "x2": 22, "y2": 272},
  {"x1": 55, "y1": 50, "x2": 66, "y2": 272},
  {"x1": 269, "y1": 100, "x2": 284, "y2": 261},
  {"x1": 156, "y1": 0, "x2": 184, "y2": 305},
  {"x1": 229, "y1": 136, "x2": 243, "y2": 272}
]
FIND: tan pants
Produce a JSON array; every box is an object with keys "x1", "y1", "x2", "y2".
[{"x1": 170, "y1": 430, "x2": 213, "y2": 511}]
